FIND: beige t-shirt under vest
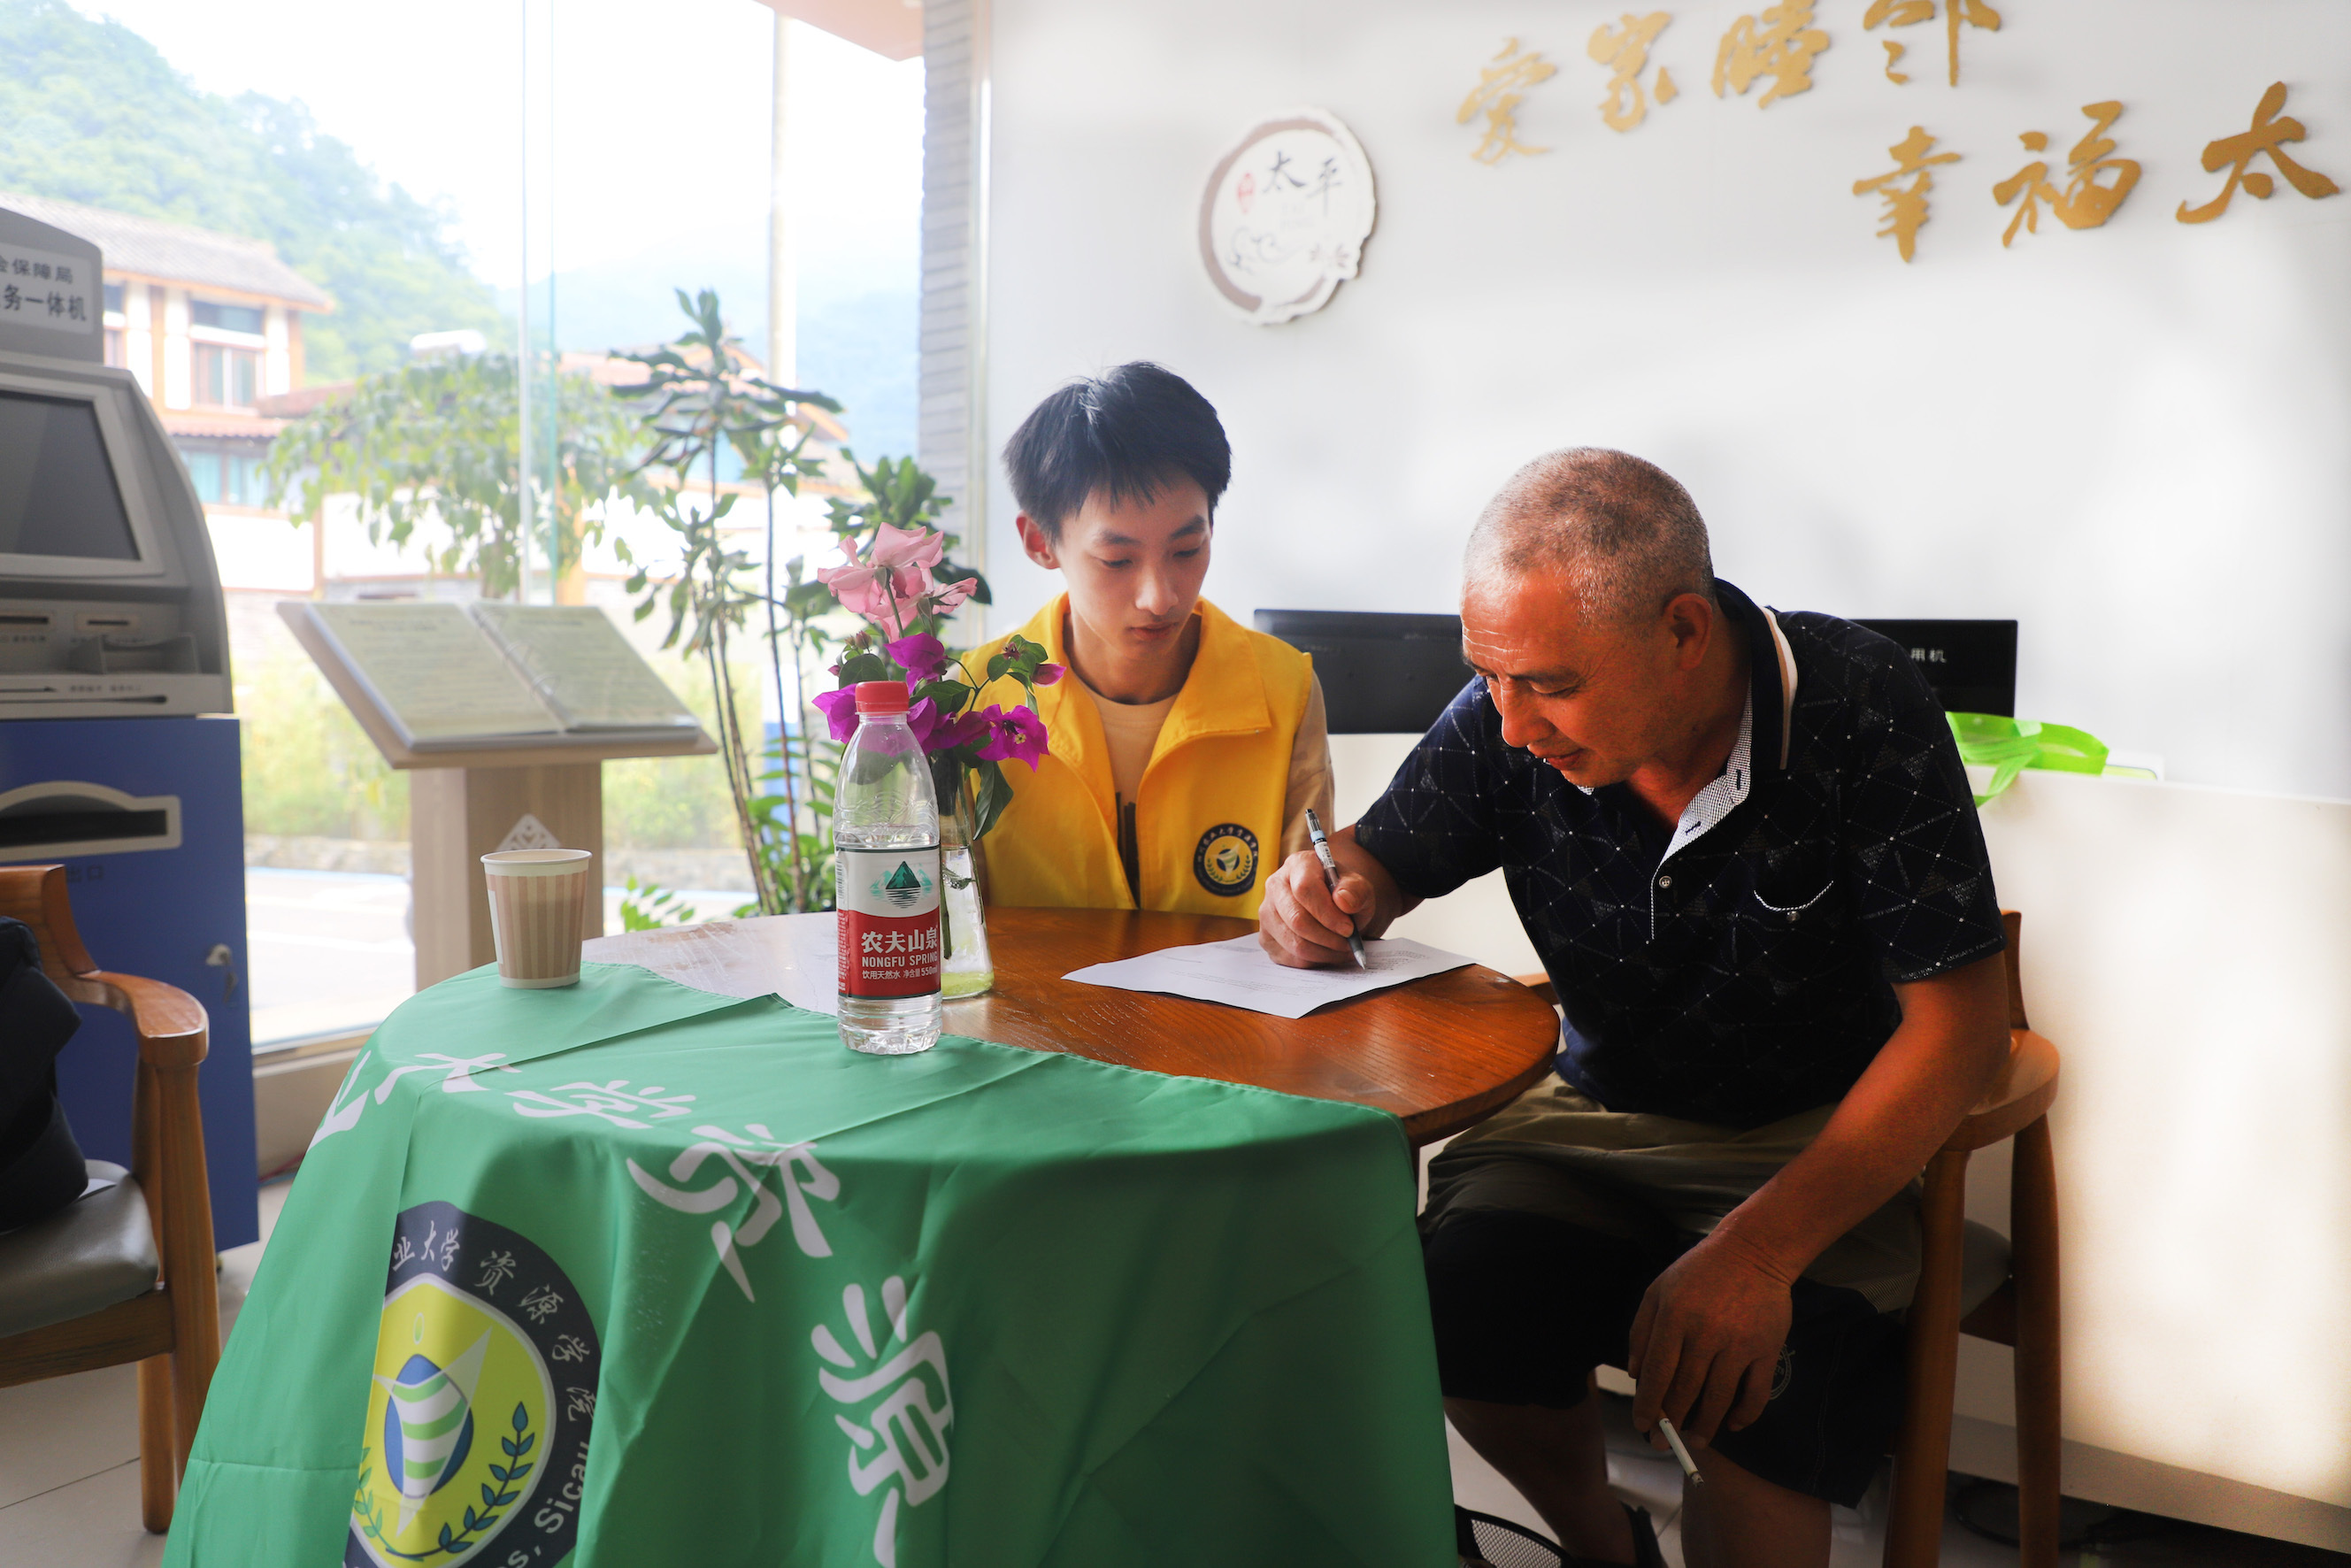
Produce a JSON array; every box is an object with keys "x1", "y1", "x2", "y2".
[{"x1": 1073, "y1": 675, "x2": 1334, "y2": 900}]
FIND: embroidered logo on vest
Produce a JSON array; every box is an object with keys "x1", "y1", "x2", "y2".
[{"x1": 1193, "y1": 823, "x2": 1260, "y2": 897}]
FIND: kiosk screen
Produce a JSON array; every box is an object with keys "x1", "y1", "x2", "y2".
[{"x1": 0, "y1": 389, "x2": 136, "y2": 560}]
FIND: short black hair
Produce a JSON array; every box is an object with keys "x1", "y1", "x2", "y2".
[{"x1": 1001, "y1": 362, "x2": 1231, "y2": 540}]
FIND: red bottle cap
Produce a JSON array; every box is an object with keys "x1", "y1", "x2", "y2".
[{"x1": 854, "y1": 680, "x2": 910, "y2": 716}]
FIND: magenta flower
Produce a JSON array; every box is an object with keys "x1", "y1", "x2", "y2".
[
  {"x1": 887, "y1": 633, "x2": 949, "y2": 682},
  {"x1": 974, "y1": 703, "x2": 1049, "y2": 771},
  {"x1": 910, "y1": 699, "x2": 989, "y2": 756},
  {"x1": 1032, "y1": 662, "x2": 1064, "y2": 687},
  {"x1": 811, "y1": 686, "x2": 860, "y2": 742}
]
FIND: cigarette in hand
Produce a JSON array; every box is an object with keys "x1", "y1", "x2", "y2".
[{"x1": 1656, "y1": 1416, "x2": 1703, "y2": 1487}]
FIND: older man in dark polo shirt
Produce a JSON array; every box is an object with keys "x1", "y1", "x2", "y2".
[{"x1": 1259, "y1": 449, "x2": 2011, "y2": 1568}]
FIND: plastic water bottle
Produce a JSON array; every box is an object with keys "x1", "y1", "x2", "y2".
[{"x1": 834, "y1": 680, "x2": 943, "y2": 1054}]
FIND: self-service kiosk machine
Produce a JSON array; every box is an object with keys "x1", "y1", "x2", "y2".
[{"x1": 0, "y1": 205, "x2": 257, "y2": 1249}]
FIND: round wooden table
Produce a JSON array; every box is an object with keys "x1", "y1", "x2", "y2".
[{"x1": 583, "y1": 907, "x2": 1559, "y2": 1145}]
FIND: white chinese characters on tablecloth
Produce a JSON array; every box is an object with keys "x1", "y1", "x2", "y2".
[
  {"x1": 625, "y1": 1124, "x2": 841, "y2": 1300},
  {"x1": 507, "y1": 1080, "x2": 697, "y2": 1128},
  {"x1": 1198, "y1": 108, "x2": 1377, "y2": 327},
  {"x1": 814, "y1": 1277, "x2": 954, "y2": 1568}
]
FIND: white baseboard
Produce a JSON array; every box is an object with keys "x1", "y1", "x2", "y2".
[{"x1": 1949, "y1": 1414, "x2": 2351, "y2": 1551}]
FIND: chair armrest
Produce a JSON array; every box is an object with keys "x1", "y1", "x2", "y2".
[
  {"x1": 1944, "y1": 1029, "x2": 2059, "y2": 1153},
  {"x1": 78, "y1": 972, "x2": 208, "y2": 1070}
]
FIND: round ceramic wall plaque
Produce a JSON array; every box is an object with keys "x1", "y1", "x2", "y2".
[{"x1": 1198, "y1": 109, "x2": 1377, "y2": 326}]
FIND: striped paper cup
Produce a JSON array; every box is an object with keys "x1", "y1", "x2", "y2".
[{"x1": 481, "y1": 849, "x2": 593, "y2": 988}]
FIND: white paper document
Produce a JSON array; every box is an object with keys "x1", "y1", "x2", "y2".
[{"x1": 1062, "y1": 934, "x2": 1474, "y2": 1018}]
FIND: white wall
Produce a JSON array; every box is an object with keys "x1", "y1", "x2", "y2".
[{"x1": 980, "y1": 0, "x2": 2351, "y2": 800}]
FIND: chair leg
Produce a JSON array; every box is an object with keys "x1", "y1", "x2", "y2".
[
  {"x1": 153, "y1": 1057, "x2": 222, "y2": 1480},
  {"x1": 136, "y1": 1353, "x2": 175, "y2": 1533},
  {"x1": 2010, "y1": 1117, "x2": 2063, "y2": 1568},
  {"x1": 1885, "y1": 1147, "x2": 1971, "y2": 1568}
]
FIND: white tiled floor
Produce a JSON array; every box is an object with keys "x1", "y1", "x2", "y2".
[{"x1": 4, "y1": 1172, "x2": 2346, "y2": 1566}]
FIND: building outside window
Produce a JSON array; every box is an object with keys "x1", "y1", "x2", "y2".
[
  {"x1": 191, "y1": 341, "x2": 262, "y2": 407},
  {"x1": 190, "y1": 299, "x2": 264, "y2": 334},
  {"x1": 180, "y1": 446, "x2": 268, "y2": 506}
]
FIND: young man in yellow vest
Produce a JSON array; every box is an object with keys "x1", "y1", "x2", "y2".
[{"x1": 964, "y1": 362, "x2": 1333, "y2": 919}]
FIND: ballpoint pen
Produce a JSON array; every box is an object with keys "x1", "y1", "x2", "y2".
[{"x1": 1302, "y1": 808, "x2": 1368, "y2": 971}]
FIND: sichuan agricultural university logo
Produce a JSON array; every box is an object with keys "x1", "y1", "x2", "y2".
[
  {"x1": 1192, "y1": 823, "x2": 1260, "y2": 897},
  {"x1": 349, "y1": 1203, "x2": 601, "y2": 1568}
]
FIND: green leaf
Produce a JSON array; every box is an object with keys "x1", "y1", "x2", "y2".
[
  {"x1": 913, "y1": 678, "x2": 966, "y2": 711},
  {"x1": 972, "y1": 758, "x2": 1013, "y2": 841},
  {"x1": 836, "y1": 651, "x2": 890, "y2": 685}
]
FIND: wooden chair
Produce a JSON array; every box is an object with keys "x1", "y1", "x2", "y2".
[
  {"x1": 0, "y1": 864, "x2": 220, "y2": 1533},
  {"x1": 1884, "y1": 911, "x2": 2060, "y2": 1568},
  {"x1": 1510, "y1": 909, "x2": 2061, "y2": 1567}
]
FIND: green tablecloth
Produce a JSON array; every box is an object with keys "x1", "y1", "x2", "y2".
[{"x1": 165, "y1": 962, "x2": 1454, "y2": 1567}]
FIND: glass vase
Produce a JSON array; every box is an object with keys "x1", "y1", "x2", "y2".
[{"x1": 935, "y1": 760, "x2": 995, "y2": 997}]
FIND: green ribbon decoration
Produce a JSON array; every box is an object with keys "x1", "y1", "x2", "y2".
[{"x1": 1946, "y1": 711, "x2": 2109, "y2": 805}]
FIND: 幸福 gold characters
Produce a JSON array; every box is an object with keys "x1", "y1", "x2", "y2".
[
  {"x1": 1994, "y1": 103, "x2": 2140, "y2": 245},
  {"x1": 1853, "y1": 127, "x2": 1960, "y2": 260}
]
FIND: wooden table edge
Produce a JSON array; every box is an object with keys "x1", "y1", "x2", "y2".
[{"x1": 582, "y1": 910, "x2": 1561, "y2": 1149}]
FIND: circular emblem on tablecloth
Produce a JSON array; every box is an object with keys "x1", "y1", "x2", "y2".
[
  {"x1": 348, "y1": 1203, "x2": 601, "y2": 1568},
  {"x1": 1193, "y1": 823, "x2": 1261, "y2": 897},
  {"x1": 1198, "y1": 108, "x2": 1377, "y2": 326}
]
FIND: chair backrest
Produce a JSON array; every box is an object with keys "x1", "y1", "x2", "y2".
[
  {"x1": 0, "y1": 865, "x2": 107, "y2": 1005},
  {"x1": 2001, "y1": 909, "x2": 2028, "y2": 1031}
]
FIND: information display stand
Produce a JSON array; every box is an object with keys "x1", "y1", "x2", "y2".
[{"x1": 279, "y1": 601, "x2": 718, "y2": 988}]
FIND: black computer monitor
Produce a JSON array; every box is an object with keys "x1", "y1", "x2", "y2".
[
  {"x1": 1853, "y1": 619, "x2": 2017, "y2": 717},
  {"x1": 1253, "y1": 610, "x2": 1469, "y2": 734}
]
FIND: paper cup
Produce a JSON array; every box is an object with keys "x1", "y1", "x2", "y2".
[{"x1": 482, "y1": 849, "x2": 592, "y2": 988}]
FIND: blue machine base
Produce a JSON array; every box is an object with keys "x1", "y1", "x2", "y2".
[{"x1": 0, "y1": 716, "x2": 258, "y2": 1250}]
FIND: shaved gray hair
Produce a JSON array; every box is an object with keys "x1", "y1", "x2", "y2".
[{"x1": 1464, "y1": 448, "x2": 1716, "y2": 624}]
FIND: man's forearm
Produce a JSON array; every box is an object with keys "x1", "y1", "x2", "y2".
[{"x1": 1708, "y1": 951, "x2": 2010, "y2": 1284}]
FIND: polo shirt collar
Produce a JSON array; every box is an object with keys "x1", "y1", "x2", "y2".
[{"x1": 1715, "y1": 578, "x2": 1799, "y2": 775}]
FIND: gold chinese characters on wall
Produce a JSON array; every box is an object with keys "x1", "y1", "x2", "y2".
[{"x1": 1452, "y1": 11, "x2": 2339, "y2": 265}]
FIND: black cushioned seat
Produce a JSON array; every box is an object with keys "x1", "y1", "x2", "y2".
[{"x1": 0, "y1": 1160, "x2": 160, "y2": 1340}]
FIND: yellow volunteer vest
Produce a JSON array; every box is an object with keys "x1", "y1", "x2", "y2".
[{"x1": 963, "y1": 595, "x2": 1312, "y2": 918}]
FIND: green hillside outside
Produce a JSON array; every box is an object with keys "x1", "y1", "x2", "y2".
[{"x1": 0, "y1": 0, "x2": 500, "y2": 380}]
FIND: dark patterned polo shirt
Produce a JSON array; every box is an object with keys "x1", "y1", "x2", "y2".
[{"x1": 1355, "y1": 579, "x2": 2004, "y2": 1129}]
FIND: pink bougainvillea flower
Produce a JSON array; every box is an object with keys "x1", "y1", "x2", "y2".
[
  {"x1": 927, "y1": 575, "x2": 977, "y2": 614},
  {"x1": 866, "y1": 522, "x2": 945, "y2": 573},
  {"x1": 887, "y1": 634, "x2": 949, "y2": 682},
  {"x1": 820, "y1": 564, "x2": 926, "y2": 632},
  {"x1": 1032, "y1": 662, "x2": 1064, "y2": 687},
  {"x1": 816, "y1": 558, "x2": 891, "y2": 617},
  {"x1": 974, "y1": 703, "x2": 1049, "y2": 771},
  {"x1": 811, "y1": 686, "x2": 860, "y2": 742}
]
